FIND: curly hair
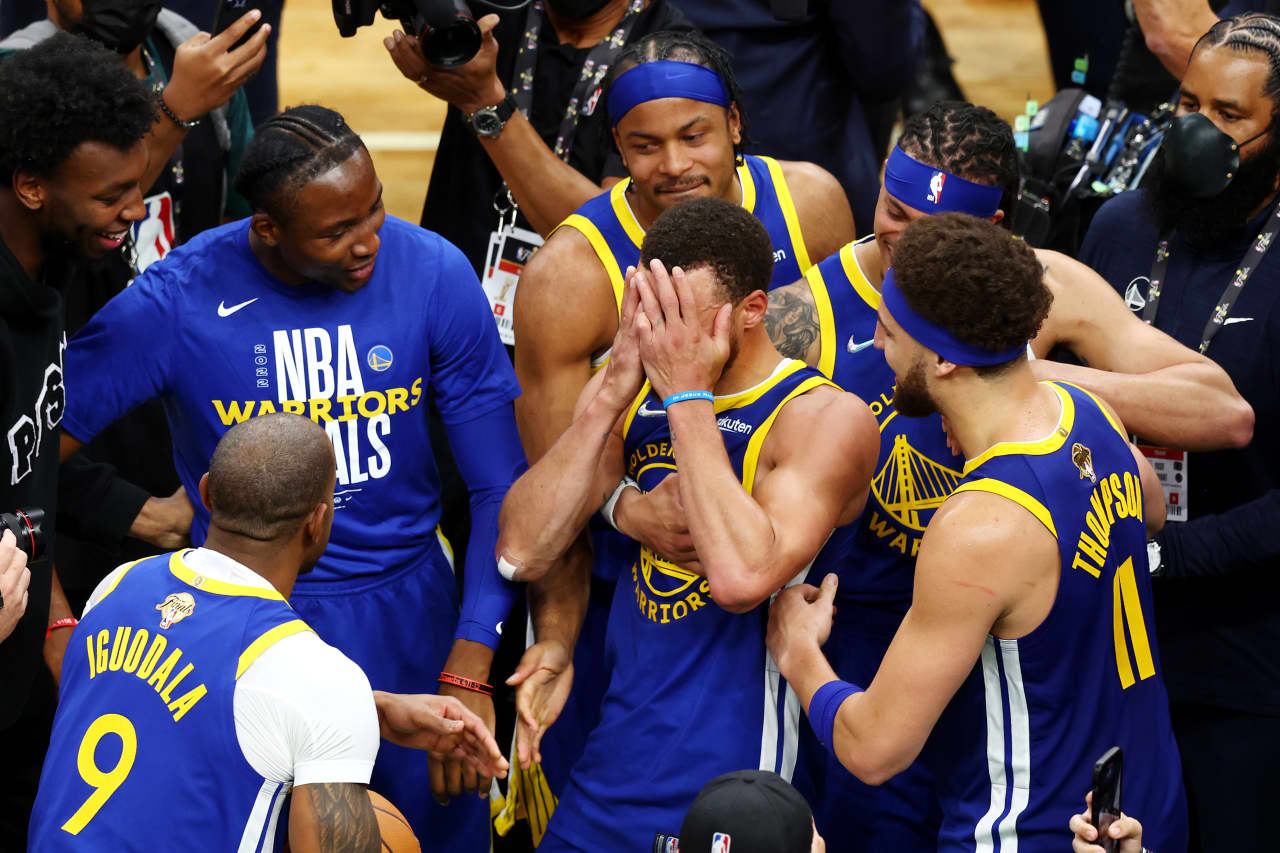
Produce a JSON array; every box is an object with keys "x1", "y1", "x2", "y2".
[
  {"x1": 0, "y1": 32, "x2": 155, "y2": 182},
  {"x1": 233, "y1": 105, "x2": 365, "y2": 219},
  {"x1": 604, "y1": 30, "x2": 751, "y2": 156},
  {"x1": 897, "y1": 101, "x2": 1020, "y2": 226},
  {"x1": 1193, "y1": 13, "x2": 1280, "y2": 128},
  {"x1": 639, "y1": 197, "x2": 772, "y2": 303},
  {"x1": 892, "y1": 213, "x2": 1051, "y2": 375}
]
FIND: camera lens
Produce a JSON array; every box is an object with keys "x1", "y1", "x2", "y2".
[
  {"x1": 0, "y1": 508, "x2": 45, "y2": 562},
  {"x1": 420, "y1": 14, "x2": 481, "y2": 67}
]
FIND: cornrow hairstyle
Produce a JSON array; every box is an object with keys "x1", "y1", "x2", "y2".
[
  {"x1": 0, "y1": 32, "x2": 155, "y2": 182},
  {"x1": 896, "y1": 101, "x2": 1021, "y2": 228},
  {"x1": 233, "y1": 105, "x2": 365, "y2": 219},
  {"x1": 1192, "y1": 13, "x2": 1280, "y2": 127},
  {"x1": 603, "y1": 30, "x2": 751, "y2": 157}
]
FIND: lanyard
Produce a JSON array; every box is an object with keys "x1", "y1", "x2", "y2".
[{"x1": 1144, "y1": 202, "x2": 1280, "y2": 354}]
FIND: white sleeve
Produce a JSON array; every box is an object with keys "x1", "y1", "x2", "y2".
[
  {"x1": 233, "y1": 631, "x2": 380, "y2": 786},
  {"x1": 81, "y1": 562, "x2": 134, "y2": 617}
]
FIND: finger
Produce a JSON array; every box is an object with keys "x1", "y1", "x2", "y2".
[
  {"x1": 672, "y1": 265, "x2": 699, "y2": 324},
  {"x1": 648, "y1": 259, "x2": 681, "y2": 323},
  {"x1": 461, "y1": 760, "x2": 479, "y2": 795},
  {"x1": 635, "y1": 270, "x2": 663, "y2": 327},
  {"x1": 477, "y1": 13, "x2": 501, "y2": 37},
  {"x1": 619, "y1": 270, "x2": 641, "y2": 328},
  {"x1": 506, "y1": 651, "x2": 541, "y2": 686},
  {"x1": 819, "y1": 573, "x2": 839, "y2": 602},
  {"x1": 209, "y1": 9, "x2": 262, "y2": 48},
  {"x1": 227, "y1": 20, "x2": 272, "y2": 63},
  {"x1": 516, "y1": 719, "x2": 535, "y2": 769},
  {"x1": 712, "y1": 302, "x2": 733, "y2": 343},
  {"x1": 16, "y1": 566, "x2": 30, "y2": 599},
  {"x1": 444, "y1": 757, "x2": 464, "y2": 798},
  {"x1": 428, "y1": 757, "x2": 449, "y2": 805}
]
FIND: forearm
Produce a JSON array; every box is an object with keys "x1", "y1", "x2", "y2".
[
  {"x1": 48, "y1": 569, "x2": 72, "y2": 623},
  {"x1": 667, "y1": 402, "x2": 778, "y2": 610},
  {"x1": 142, "y1": 117, "x2": 189, "y2": 193},
  {"x1": 57, "y1": 454, "x2": 150, "y2": 546},
  {"x1": 1031, "y1": 359, "x2": 1254, "y2": 451},
  {"x1": 528, "y1": 536, "x2": 591, "y2": 650},
  {"x1": 1133, "y1": 0, "x2": 1219, "y2": 79},
  {"x1": 481, "y1": 113, "x2": 607, "y2": 236},
  {"x1": 1157, "y1": 489, "x2": 1280, "y2": 579}
]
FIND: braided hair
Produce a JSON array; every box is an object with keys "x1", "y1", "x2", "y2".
[
  {"x1": 603, "y1": 30, "x2": 751, "y2": 155},
  {"x1": 233, "y1": 105, "x2": 365, "y2": 219},
  {"x1": 1193, "y1": 13, "x2": 1280, "y2": 127},
  {"x1": 896, "y1": 101, "x2": 1020, "y2": 227}
]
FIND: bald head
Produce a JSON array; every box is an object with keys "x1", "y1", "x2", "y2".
[{"x1": 206, "y1": 415, "x2": 335, "y2": 541}]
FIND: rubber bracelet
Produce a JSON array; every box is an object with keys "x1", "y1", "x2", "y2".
[
  {"x1": 46, "y1": 617, "x2": 78, "y2": 641},
  {"x1": 601, "y1": 476, "x2": 640, "y2": 532},
  {"x1": 809, "y1": 679, "x2": 863, "y2": 750},
  {"x1": 438, "y1": 672, "x2": 493, "y2": 696},
  {"x1": 662, "y1": 390, "x2": 714, "y2": 409}
]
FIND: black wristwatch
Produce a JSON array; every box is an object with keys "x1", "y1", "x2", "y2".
[{"x1": 466, "y1": 95, "x2": 517, "y2": 139}]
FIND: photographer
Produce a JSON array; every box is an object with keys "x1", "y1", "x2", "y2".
[{"x1": 0, "y1": 33, "x2": 183, "y2": 848}]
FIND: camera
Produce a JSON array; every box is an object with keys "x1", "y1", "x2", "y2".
[
  {"x1": 332, "y1": 0, "x2": 479, "y2": 67},
  {"x1": 1, "y1": 508, "x2": 45, "y2": 562}
]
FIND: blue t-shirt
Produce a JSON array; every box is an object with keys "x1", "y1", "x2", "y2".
[{"x1": 63, "y1": 216, "x2": 520, "y2": 586}]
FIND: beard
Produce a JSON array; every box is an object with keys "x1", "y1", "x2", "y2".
[
  {"x1": 892, "y1": 358, "x2": 938, "y2": 418},
  {"x1": 1145, "y1": 136, "x2": 1280, "y2": 247}
]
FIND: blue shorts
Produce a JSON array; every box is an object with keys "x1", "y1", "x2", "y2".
[
  {"x1": 792, "y1": 601, "x2": 942, "y2": 853},
  {"x1": 289, "y1": 545, "x2": 488, "y2": 853}
]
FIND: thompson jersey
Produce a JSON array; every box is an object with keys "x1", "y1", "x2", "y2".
[
  {"x1": 544, "y1": 359, "x2": 835, "y2": 852},
  {"x1": 932, "y1": 381, "x2": 1185, "y2": 853},
  {"x1": 29, "y1": 551, "x2": 310, "y2": 852},
  {"x1": 62, "y1": 216, "x2": 520, "y2": 586},
  {"x1": 804, "y1": 238, "x2": 962, "y2": 610},
  {"x1": 560, "y1": 154, "x2": 814, "y2": 316}
]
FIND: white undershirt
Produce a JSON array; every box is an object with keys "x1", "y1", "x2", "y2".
[{"x1": 84, "y1": 549, "x2": 378, "y2": 787}]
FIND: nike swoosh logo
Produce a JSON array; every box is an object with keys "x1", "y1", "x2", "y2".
[
  {"x1": 637, "y1": 400, "x2": 666, "y2": 417},
  {"x1": 217, "y1": 297, "x2": 259, "y2": 317},
  {"x1": 847, "y1": 337, "x2": 874, "y2": 353},
  {"x1": 495, "y1": 621, "x2": 503, "y2": 636},
  {"x1": 1223, "y1": 317, "x2": 1254, "y2": 325}
]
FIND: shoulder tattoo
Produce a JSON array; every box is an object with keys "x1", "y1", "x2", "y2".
[{"x1": 765, "y1": 287, "x2": 820, "y2": 362}]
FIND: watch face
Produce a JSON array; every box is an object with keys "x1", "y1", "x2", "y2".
[{"x1": 474, "y1": 110, "x2": 503, "y2": 137}]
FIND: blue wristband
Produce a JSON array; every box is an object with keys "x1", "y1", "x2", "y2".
[
  {"x1": 663, "y1": 390, "x2": 714, "y2": 409},
  {"x1": 809, "y1": 679, "x2": 863, "y2": 750}
]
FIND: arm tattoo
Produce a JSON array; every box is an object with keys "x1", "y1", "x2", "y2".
[
  {"x1": 308, "y1": 783, "x2": 381, "y2": 853},
  {"x1": 765, "y1": 287, "x2": 821, "y2": 362}
]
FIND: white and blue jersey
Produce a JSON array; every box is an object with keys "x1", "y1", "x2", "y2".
[
  {"x1": 29, "y1": 552, "x2": 307, "y2": 851},
  {"x1": 931, "y1": 381, "x2": 1186, "y2": 853},
  {"x1": 541, "y1": 360, "x2": 835, "y2": 852}
]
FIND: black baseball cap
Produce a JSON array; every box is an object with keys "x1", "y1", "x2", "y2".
[{"x1": 678, "y1": 770, "x2": 814, "y2": 853}]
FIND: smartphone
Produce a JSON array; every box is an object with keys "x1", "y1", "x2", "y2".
[
  {"x1": 212, "y1": 0, "x2": 269, "y2": 51},
  {"x1": 1090, "y1": 747, "x2": 1123, "y2": 853}
]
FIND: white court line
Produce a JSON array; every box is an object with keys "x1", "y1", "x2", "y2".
[{"x1": 361, "y1": 131, "x2": 441, "y2": 151}]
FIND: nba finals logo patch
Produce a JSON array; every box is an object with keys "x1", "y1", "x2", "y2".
[
  {"x1": 711, "y1": 833, "x2": 731, "y2": 852},
  {"x1": 156, "y1": 592, "x2": 196, "y2": 629},
  {"x1": 1071, "y1": 442, "x2": 1097, "y2": 483},
  {"x1": 928, "y1": 171, "x2": 946, "y2": 204},
  {"x1": 367, "y1": 345, "x2": 393, "y2": 372}
]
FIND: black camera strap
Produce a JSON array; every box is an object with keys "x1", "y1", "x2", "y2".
[
  {"x1": 508, "y1": 0, "x2": 644, "y2": 162},
  {"x1": 1144, "y1": 201, "x2": 1280, "y2": 354}
]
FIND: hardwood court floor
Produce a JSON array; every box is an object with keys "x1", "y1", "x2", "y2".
[{"x1": 278, "y1": 0, "x2": 1054, "y2": 222}]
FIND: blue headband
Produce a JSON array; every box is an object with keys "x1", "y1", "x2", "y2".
[
  {"x1": 880, "y1": 267, "x2": 1026, "y2": 367},
  {"x1": 883, "y1": 146, "x2": 1004, "y2": 218},
  {"x1": 607, "y1": 60, "x2": 731, "y2": 127}
]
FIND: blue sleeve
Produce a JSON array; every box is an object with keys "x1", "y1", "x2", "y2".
[
  {"x1": 445, "y1": 403, "x2": 529, "y2": 648},
  {"x1": 63, "y1": 268, "x2": 175, "y2": 443},
  {"x1": 425, "y1": 239, "x2": 521, "y2": 424}
]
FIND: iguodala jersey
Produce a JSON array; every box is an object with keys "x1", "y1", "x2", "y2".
[
  {"x1": 62, "y1": 216, "x2": 520, "y2": 585},
  {"x1": 543, "y1": 359, "x2": 835, "y2": 852},
  {"x1": 931, "y1": 381, "x2": 1186, "y2": 853},
  {"x1": 29, "y1": 552, "x2": 308, "y2": 851},
  {"x1": 804, "y1": 238, "x2": 963, "y2": 610}
]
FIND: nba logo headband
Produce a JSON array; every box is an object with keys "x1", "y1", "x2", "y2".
[
  {"x1": 883, "y1": 145, "x2": 1004, "y2": 218},
  {"x1": 607, "y1": 60, "x2": 732, "y2": 127},
  {"x1": 880, "y1": 267, "x2": 1026, "y2": 367}
]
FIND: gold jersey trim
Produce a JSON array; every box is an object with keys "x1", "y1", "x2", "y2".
[
  {"x1": 951, "y1": 478, "x2": 1058, "y2": 539},
  {"x1": 168, "y1": 551, "x2": 287, "y2": 602},
  {"x1": 962, "y1": 382, "x2": 1075, "y2": 476},
  {"x1": 760, "y1": 155, "x2": 811, "y2": 272},
  {"x1": 743, "y1": 375, "x2": 838, "y2": 494},
  {"x1": 236, "y1": 619, "x2": 314, "y2": 680},
  {"x1": 806, "y1": 236, "x2": 878, "y2": 379},
  {"x1": 1054, "y1": 380, "x2": 1129, "y2": 442},
  {"x1": 557, "y1": 213, "x2": 626, "y2": 319}
]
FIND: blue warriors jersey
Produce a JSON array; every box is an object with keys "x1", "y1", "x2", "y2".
[
  {"x1": 804, "y1": 238, "x2": 963, "y2": 610},
  {"x1": 29, "y1": 552, "x2": 310, "y2": 851},
  {"x1": 561, "y1": 154, "x2": 814, "y2": 316},
  {"x1": 62, "y1": 217, "x2": 519, "y2": 587},
  {"x1": 542, "y1": 360, "x2": 836, "y2": 852},
  {"x1": 932, "y1": 382, "x2": 1186, "y2": 853}
]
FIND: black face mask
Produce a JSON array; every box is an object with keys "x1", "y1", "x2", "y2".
[
  {"x1": 544, "y1": 0, "x2": 614, "y2": 21},
  {"x1": 1161, "y1": 112, "x2": 1267, "y2": 198},
  {"x1": 72, "y1": 0, "x2": 163, "y2": 55}
]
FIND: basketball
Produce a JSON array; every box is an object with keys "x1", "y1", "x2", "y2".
[{"x1": 368, "y1": 790, "x2": 420, "y2": 853}]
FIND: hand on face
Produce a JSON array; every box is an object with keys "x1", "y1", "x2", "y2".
[
  {"x1": 598, "y1": 267, "x2": 647, "y2": 409},
  {"x1": 632, "y1": 259, "x2": 732, "y2": 400}
]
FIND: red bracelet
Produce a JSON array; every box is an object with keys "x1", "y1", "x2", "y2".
[
  {"x1": 46, "y1": 617, "x2": 78, "y2": 641},
  {"x1": 438, "y1": 671, "x2": 493, "y2": 696}
]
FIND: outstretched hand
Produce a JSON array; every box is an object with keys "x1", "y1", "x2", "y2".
[
  {"x1": 632, "y1": 260, "x2": 732, "y2": 401},
  {"x1": 373, "y1": 691, "x2": 508, "y2": 781},
  {"x1": 506, "y1": 641, "x2": 574, "y2": 769}
]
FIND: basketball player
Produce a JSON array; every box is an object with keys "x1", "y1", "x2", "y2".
[
  {"x1": 754, "y1": 101, "x2": 1250, "y2": 852},
  {"x1": 28, "y1": 415, "x2": 507, "y2": 852},
  {"x1": 498, "y1": 198, "x2": 878, "y2": 851},
  {"x1": 57, "y1": 106, "x2": 526, "y2": 850},
  {"x1": 508, "y1": 30, "x2": 855, "y2": 807},
  {"x1": 766, "y1": 214, "x2": 1187, "y2": 853}
]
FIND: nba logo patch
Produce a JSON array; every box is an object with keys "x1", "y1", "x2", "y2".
[
  {"x1": 711, "y1": 833, "x2": 731, "y2": 853},
  {"x1": 367, "y1": 345, "x2": 393, "y2": 372},
  {"x1": 584, "y1": 85, "x2": 602, "y2": 116},
  {"x1": 927, "y1": 171, "x2": 946, "y2": 204}
]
